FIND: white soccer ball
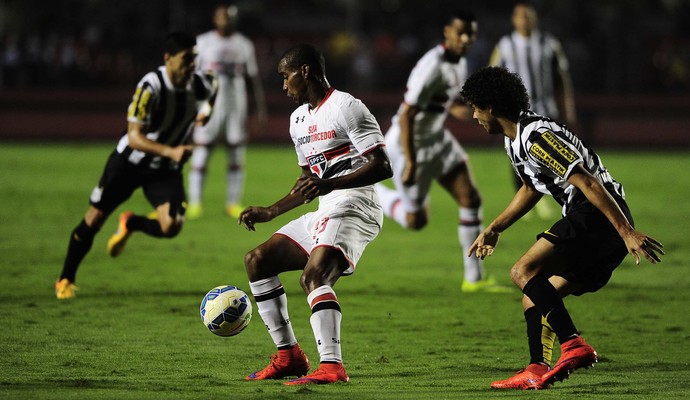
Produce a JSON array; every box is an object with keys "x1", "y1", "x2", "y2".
[{"x1": 200, "y1": 285, "x2": 252, "y2": 337}]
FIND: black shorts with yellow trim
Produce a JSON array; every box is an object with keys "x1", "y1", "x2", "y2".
[{"x1": 537, "y1": 196, "x2": 634, "y2": 296}]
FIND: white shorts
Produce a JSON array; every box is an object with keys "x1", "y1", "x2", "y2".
[
  {"x1": 193, "y1": 93, "x2": 248, "y2": 146},
  {"x1": 385, "y1": 125, "x2": 468, "y2": 213},
  {"x1": 275, "y1": 188, "x2": 383, "y2": 275}
]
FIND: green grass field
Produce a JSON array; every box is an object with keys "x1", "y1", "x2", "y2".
[{"x1": 0, "y1": 143, "x2": 688, "y2": 399}]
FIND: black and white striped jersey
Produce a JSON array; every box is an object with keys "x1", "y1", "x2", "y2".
[
  {"x1": 507, "y1": 111, "x2": 625, "y2": 214},
  {"x1": 116, "y1": 66, "x2": 215, "y2": 170},
  {"x1": 490, "y1": 31, "x2": 569, "y2": 119}
]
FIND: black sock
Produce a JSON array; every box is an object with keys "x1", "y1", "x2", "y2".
[
  {"x1": 525, "y1": 307, "x2": 545, "y2": 365},
  {"x1": 522, "y1": 275, "x2": 578, "y2": 343},
  {"x1": 60, "y1": 219, "x2": 97, "y2": 282},
  {"x1": 127, "y1": 215, "x2": 164, "y2": 237}
]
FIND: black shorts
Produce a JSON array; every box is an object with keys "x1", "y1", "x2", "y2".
[
  {"x1": 537, "y1": 197, "x2": 634, "y2": 296},
  {"x1": 89, "y1": 151, "x2": 186, "y2": 216}
]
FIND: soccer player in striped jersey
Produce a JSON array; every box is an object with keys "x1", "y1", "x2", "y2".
[
  {"x1": 461, "y1": 66, "x2": 664, "y2": 390},
  {"x1": 490, "y1": 1, "x2": 576, "y2": 219},
  {"x1": 55, "y1": 32, "x2": 216, "y2": 300},
  {"x1": 375, "y1": 10, "x2": 509, "y2": 293},
  {"x1": 239, "y1": 44, "x2": 392, "y2": 385},
  {"x1": 187, "y1": 4, "x2": 267, "y2": 220}
]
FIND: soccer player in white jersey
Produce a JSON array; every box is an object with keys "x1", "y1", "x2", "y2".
[
  {"x1": 55, "y1": 32, "x2": 216, "y2": 300},
  {"x1": 375, "y1": 10, "x2": 508, "y2": 293},
  {"x1": 187, "y1": 4, "x2": 267, "y2": 219},
  {"x1": 238, "y1": 44, "x2": 392, "y2": 385},
  {"x1": 490, "y1": 1, "x2": 576, "y2": 219},
  {"x1": 461, "y1": 66, "x2": 663, "y2": 390}
]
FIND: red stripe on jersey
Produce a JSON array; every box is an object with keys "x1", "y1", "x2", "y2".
[
  {"x1": 310, "y1": 293, "x2": 338, "y2": 309},
  {"x1": 323, "y1": 143, "x2": 350, "y2": 160},
  {"x1": 361, "y1": 143, "x2": 386, "y2": 156},
  {"x1": 311, "y1": 87, "x2": 335, "y2": 114}
]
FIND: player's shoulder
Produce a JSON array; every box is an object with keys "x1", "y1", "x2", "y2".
[
  {"x1": 417, "y1": 45, "x2": 445, "y2": 66},
  {"x1": 289, "y1": 103, "x2": 310, "y2": 121},
  {"x1": 137, "y1": 67, "x2": 165, "y2": 90}
]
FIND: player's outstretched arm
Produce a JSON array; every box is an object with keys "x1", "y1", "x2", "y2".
[
  {"x1": 239, "y1": 167, "x2": 313, "y2": 231},
  {"x1": 566, "y1": 164, "x2": 664, "y2": 264}
]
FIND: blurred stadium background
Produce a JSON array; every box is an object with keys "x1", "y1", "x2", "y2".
[{"x1": 1, "y1": 0, "x2": 689, "y2": 147}]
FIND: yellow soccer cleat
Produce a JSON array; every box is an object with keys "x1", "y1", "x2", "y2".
[
  {"x1": 55, "y1": 278, "x2": 78, "y2": 300},
  {"x1": 107, "y1": 211, "x2": 133, "y2": 257},
  {"x1": 186, "y1": 203, "x2": 203, "y2": 220},
  {"x1": 225, "y1": 203, "x2": 244, "y2": 219},
  {"x1": 462, "y1": 276, "x2": 513, "y2": 293}
]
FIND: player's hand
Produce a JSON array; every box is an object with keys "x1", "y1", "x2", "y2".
[
  {"x1": 468, "y1": 228, "x2": 501, "y2": 260},
  {"x1": 402, "y1": 163, "x2": 416, "y2": 186},
  {"x1": 195, "y1": 112, "x2": 211, "y2": 127},
  {"x1": 623, "y1": 230, "x2": 664, "y2": 265},
  {"x1": 291, "y1": 175, "x2": 333, "y2": 203},
  {"x1": 169, "y1": 145, "x2": 194, "y2": 163},
  {"x1": 238, "y1": 206, "x2": 274, "y2": 231}
]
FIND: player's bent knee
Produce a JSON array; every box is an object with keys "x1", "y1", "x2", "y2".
[
  {"x1": 408, "y1": 214, "x2": 428, "y2": 231},
  {"x1": 510, "y1": 263, "x2": 534, "y2": 287},
  {"x1": 160, "y1": 221, "x2": 182, "y2": 238}
]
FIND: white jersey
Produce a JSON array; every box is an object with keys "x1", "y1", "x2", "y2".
[
  {"x1": 393, "y1": 44, "x2": 468, "y2": 147},
  {"x1": 118, "y1": 66, "x2": 214, "y2": 170},
  {"x1": 490, "y1": 31, "x2": 569, "y2": 118},
  {"x1": 289, "y1": 88, "x2": 385, "y2": 203},
  {"x1": 196, "y1": 30, "x2": 258, "y2": 109},
  {"x1": 508, "y1": 111, "x2": 625, "y2": 214}
]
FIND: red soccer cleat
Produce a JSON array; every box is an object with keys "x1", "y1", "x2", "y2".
[
  {"x1": 540, "y1": 336, "x2": 598, "y2": 387},
  {"x1": 245, "y1": 345, "x2": 310, "y2": 380},
  {"x1": 490, "y1": 363, "x2": 549, "y2": 390},
  {"x1": 283, "y1": 362, "x2": 349, "y2": 385}
]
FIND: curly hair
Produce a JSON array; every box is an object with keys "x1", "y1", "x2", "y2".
[{"x1": 460, "y1": 66, "x2": 530, "y2": 121}]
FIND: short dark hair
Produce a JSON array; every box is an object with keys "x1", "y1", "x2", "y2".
[
  {"x1": 460, "y1": 66, "x2": 530, "y2": 121},
  {"x1": 163, "y1": 31, "x2": 196, "y2": 56},
  {"x1": 279, "y1": 43, "x2": 326, "y2": 78},
  {"x1": 446, "y1": 9, "x2": 476, "y2": 26}
]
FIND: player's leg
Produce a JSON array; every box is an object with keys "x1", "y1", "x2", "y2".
[
  {"x1": 188, "y1": 117, "x2": 220, "y2": 219},
  {"x1": 187, "y1": 144, "x2": 211, "y2": 219},
  {"x1": 284, "y1": 246, "x2": 351, "y2": 385},
  {"x1": 56, "y1": 206, "x2": 108, "y2": 299},
  {"x1": 225, "y1": 104, "x2": 248, "y2": 219},
  {"x1": 245, "y1": 233, "x2": 311, "y2": 380},
  {"x1": 225, "y1": 143, "x2": 246, "y2": 219},
  {"x1": 108, "y1": 171, "x2": 185, "y2": 257},
  {"x1": 510, "y1": 239, "x2": 597, "y2": 387},
  {"x1": 58, "y1": 152, "x2": 137, "y2": 297},
  {"x1": 438, "y1": 158, "x2": 506, "y2": 292}
]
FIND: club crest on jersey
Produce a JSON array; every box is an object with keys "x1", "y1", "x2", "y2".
[{"x1": 307, "y1": 153, "x2": 327, "y2": 176}]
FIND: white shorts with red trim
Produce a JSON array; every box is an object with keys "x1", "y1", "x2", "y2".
[
  {"x1": 385, "y1": 125, "x2": 468, "y2": 213},
  {"x1": 275, "y1": 187, "x2": 383, "y2": 275}
]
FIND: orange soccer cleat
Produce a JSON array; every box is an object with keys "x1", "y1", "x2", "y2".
[
  {"x1": 283, "y1": 362, "x2": 350, "y2": 385},
  {"x1": 107, "y1": 211, "x2": 133, "y2": 257},
  {"x1": 540, "y1": 336, "x2": 598, "y2": 387},
  {"x1": 490, "y1": 363, "x2": 549, "y2": 390},
  {"x1": 245, "y1": 345, "x2": 310, "y2": 380}
]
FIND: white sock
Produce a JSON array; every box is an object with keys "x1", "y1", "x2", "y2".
[
  {"x1": 249, "y1": 277, "x2": 297, "y2": 348},
  {"x1": 375, "y1": 183, "x2": 408, "y2": 228},
  {"x1": 307, "y1": 285, "x2": 342, "y2": 363},
  {"x1": 459, "y1": 207, "x2": 484, "y2": 283},
  {"x1": 225, "y1": 146, "x2": 245, "y2": 206},
  {"x1": 189, "y1": 146, "x2": 210, "y2": 205}
]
